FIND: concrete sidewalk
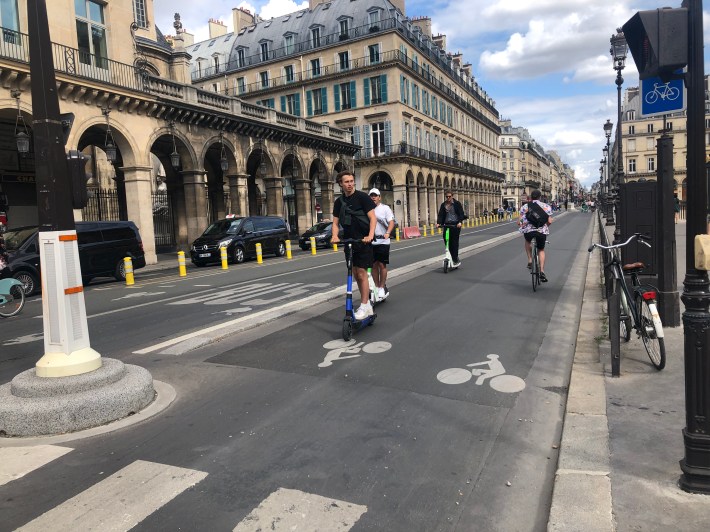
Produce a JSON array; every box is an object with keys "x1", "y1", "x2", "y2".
[{"x1": 548, "y1": 218, "x2": 710, "y2": 531}]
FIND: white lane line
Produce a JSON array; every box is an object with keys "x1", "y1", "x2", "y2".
[
  {"x1": 16, "y1": 460, "x2": 207, "y2": 532},
  {"x1": 233, "y1": 488, "x2": 366, "y2": 532},
  {"x1": 0, "y1": 445, "x2": 73, "y2": 487}
]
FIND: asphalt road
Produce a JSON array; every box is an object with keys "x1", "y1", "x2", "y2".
[{"x1": 1, "y1": 210, "x2": 593, "y2": 531}]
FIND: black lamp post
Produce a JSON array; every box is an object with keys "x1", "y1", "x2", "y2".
[
  {"x1": 101, "y1": 107, "x2": 117, "y2": 164},
  {"x1": 610, "y1": 29, "x2": 627, "y2": 242},
  {"x1": 219, "y1": 132, "x2": 228, "y2": 173},
  {"x1": 603, "y1": 119, "x2": 614, "y2": 222},
  {"x1": 169, "y1": 122, "x2": 180, "y2": 169},
  {"x1": 12, "y1": 89, "x2": 30, "y2": 156}
]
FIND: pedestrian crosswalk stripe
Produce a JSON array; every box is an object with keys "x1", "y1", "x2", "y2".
[
  {"x1": 0, "y1": 445, "x2": 73, "y2": 487},
  {"x1": 16, "y1": 459, "x2": 207, "y2": 532},
  {"x1": 233, "y1": 487, "x2": 367, "y2": 531}
]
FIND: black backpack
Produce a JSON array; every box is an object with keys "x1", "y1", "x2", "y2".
[
  {"x1": 526, "y1": 202, "x2": 549, "y2": 228},
  {"x1": 339, "y1": 197, "x2": 370, "y2": 232}
]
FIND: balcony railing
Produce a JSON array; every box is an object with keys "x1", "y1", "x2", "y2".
[{"x1": 356, "y1": 143, "x2": 504, "y2": 181}]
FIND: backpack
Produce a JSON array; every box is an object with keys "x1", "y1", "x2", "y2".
[
  {"x1": 339, "y1": 196, "x2": 370, "y2": 232},
  {"x1": 526, "y1": 201, "x2": 549, "y2": 228}
]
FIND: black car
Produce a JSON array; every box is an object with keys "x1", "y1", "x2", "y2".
[
  {"x1": 190, "y1": 215, "x2": 289, "y2": 266},
  {"x1": 1, "y1": 221, "x2": 146, "y2": 295},
  {"x1": 299, "y1": 221, "x2": 341, "y2": 250}
]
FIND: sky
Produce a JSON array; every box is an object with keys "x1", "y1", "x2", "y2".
[{"x1": 153, "y1": 0, "x2": 709, "y2": 189}]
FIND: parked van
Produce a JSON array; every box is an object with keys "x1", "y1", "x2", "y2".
[
  {"x1": 1, "y1": 221, "x2": 146, "y2": 295},
  {"x1": 190, "y1": 215, "x2": 289, "y2": 266}
]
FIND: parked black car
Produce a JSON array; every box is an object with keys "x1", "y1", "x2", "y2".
[
  {"x1": 298, "y1": 221, "x2": 342, "y2": 250},
  {"x1": 1, "y1": 221, "x2": 146, "y2": 295},
  {"x1": 190, "y1": 215, "x2": 289, "y2": 266}
]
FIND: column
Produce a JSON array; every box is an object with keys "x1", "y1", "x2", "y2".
[
  {"x1": 393, "y1": 184, "x2": 407, "y2": 228},
  {"x1": 295, "y1": 178, "x2": 313, "y2": 235},
  {"x1": 428, "y1": 188, "x2": 438, "y2": 223},
  {"x1": 417, "y1": 184, "x2": 428, "y2": 226},
  {"x1": 265, "y1": 176, "x2": 284, "y2": 217},
  {"x1": 407, "y1": 183, "x2": 419, "y2": 227},
  {"x1": 122, "y1": 165, "x2": 157, "y2": 264},
  {"x1": 227, "y1": 174, "x2": 248, "y2": 216},
  {"x1": 182, "y1": 170, "x2": 207, "y2": 246},
  {"x1": 320, "y1": 178, "x2": 335, "y2": 221}
]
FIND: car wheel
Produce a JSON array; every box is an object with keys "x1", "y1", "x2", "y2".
[
  {"x1": 114, "y1": 259, "x2": 126, "y2": 281},
  {"x1": 233, "y1": 245, "x2": 245, "y2": 264},
  {"x1": 275, "y1": 241, "x2": 286, "y2": 257},
  {"x1": 13, "y1": 271, "x2": 39, "y2": 296}
]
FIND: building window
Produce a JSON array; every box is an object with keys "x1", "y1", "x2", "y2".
[
  {"x1": 308, "y1": 88, "x2": 327, "y2": 116},
  {"x1": 0, "y1": 0, "x2": 19, "y2": 43},
  {"x1": 285, "y1": 93, "x2": 298, "y2": 115},
  {"x1": 647, "y1": 123, "x2": 654, "y2": 133},
  {"x1": 628, "y1": 125, "x2": 635, "y2": 135},
  {"x1": 667, "y1": 121, "x2": 673, "y2": 131},
  {"x1": 311, "y1": 58, "x2": 320, "y2": 77},
  {"x1": 368, "y1": 44, "x2": 380, "y2": 64},
  {"x1": 311, "y1": 27, "x2": 321, "y2": 47},
  {"x1": 285, "y1": 65, "x2": 294, "y2": 83},
  {"x1": 339, "y1": 51, "x2": 349, "y2": 71},
  {"x1": 368, "y1": 10, "x2": 380, "y2": 29},
  {"x1": 628, "y1": 158, "x2": 636, "y2": 173},
  {"x1": 339, "y1": 19, "x2": 349, "y2": 38},
  {"x1": 627, "y1": 110, "x2": 636, "y2": 120},
  {"x1": 237, "y1": 77, "x2": 246, "y2": 94},
  {"x1": 75, "y1": 0, "x2": 108, "y2": 68},
  {"x1": 133, "y1": 0, "x2": 147, "y2": 28},
  {"x1": 284, "y1": 34, "x2": 294, "y2": 55},
  {"x1": 628, "y1": 139, "x2": 636, "y2": 151},
  {"x1": 647, "y1": 157, "x2": 655, "y2": 171},
  {"x1": 260, "y1": 71, "x2": 269, "y2": 88},
  {"x1": 339, "y1": 82, "x2": 352, "y2": 110},
  {"x1": 369, "y1": 76, "x2": 383, "y2": 104},
  {"x1": 237, "y1": 49, "x2": 245, "y2": 68},
  {"x1": 371, "y1": 122, "x2": 385, "y2": 156},
  {"x1": 260, "y1": 42, "x2": 269, "y2": 61}
]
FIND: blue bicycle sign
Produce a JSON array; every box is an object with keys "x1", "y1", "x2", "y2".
[{"x1": 640, "y1": 74, "x2": 685, "y2": 117}]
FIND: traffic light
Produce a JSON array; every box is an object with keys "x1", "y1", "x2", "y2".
[
  {"x1": 622, "y1": 8, "x2": 688, "y2": 82},
  {"x1": 67, "y1": 150, "x2": 89, "y2": 209}
]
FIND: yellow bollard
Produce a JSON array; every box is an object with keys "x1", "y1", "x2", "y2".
[
  {"x1": 285, "y1": 239, "x2": 292, "y2": 259},
  {"x1": 220, "y1": 246, "x2": 228, "y2": 270},
  {"x1": 256, "y1": 242, "x2": 263, "y2": 264},
  {"x1": 422, "y1": 225, "x2": 427, "y2": 237},
  {"x1": 395, "y1": 227, "x2": 400, "y2": 241},
  {"x1": 124, "y1": 257, "x2": 134, "y2": 286},
  {"x1": 333, "y1": 242, "x2": 338, "y2": 251},
  {"x1": 430, "y1": 223, "x2": 435, "y2": 235},
  {"x1": 310, "y1": 236, "x2": 317, "y2": 255},
  {"x1": 438, "y1": 226, "x2": 442, "y2": 234},
  {"x1": 178, "y1": 251, "x2": 187, "y2": 277}
]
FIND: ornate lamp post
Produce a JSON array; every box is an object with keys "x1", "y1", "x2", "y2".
[
  {"x1": 603, "y1": 119, "x2": 614, "y2": 222},
  {"x1": 610, "y1": 29, "x2": 627, "y2": 242}
]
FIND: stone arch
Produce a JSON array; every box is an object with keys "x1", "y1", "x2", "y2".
[{"x1": 280, "y1": 148, "x2": 307, "y2": 234}]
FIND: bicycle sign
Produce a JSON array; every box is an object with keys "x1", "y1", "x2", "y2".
[
  {"x1": 437, "y1": 354, "x2": 526, "y2": 394},
  {"x1": 640, "y1": 74, "x2": 685, "y2": 117}
]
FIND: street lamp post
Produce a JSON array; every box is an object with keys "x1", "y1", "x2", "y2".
[
  {"x1": 610, "y1": 29, "x2": 627, "y2": 243},
  {"x1": 603, "y1": 119, "x2": 614, "y2": 222}
]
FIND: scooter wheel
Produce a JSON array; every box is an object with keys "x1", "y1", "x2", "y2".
[
  {"x1": 342, "y1": 319, "x2": 353, "y2": 341},
  {"x1": 443, "y1": 259, "x2": 449, "y2": 274}
]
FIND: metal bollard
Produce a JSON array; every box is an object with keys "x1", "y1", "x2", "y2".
[
  {"x1": 220, "y1": 246, "x2": 228, "y2": 270},
  {"x1": 178, "y1": 251, "x2": 187, "y2": 277},
  {"x1": 285, "y1": 239, "x2": 292, "y2": 259},
  {"x1": 395, "y1": 227, "x2": 400, "y2": 241},
  {"x1": 430, "y1": 223, "x2": 435, "y2": 235},
  {"x1": 422, "y1": 225, "x2": 427, "y2": 237},
  {"x1": 333, "y1": 242, "x2": 338, "y2": 251},
  {"x1": 256, "y1": 242, "x2": 263, "y2": 264},
  {"x1": 124, "y1": 257, "x2": 134, "y2": 286},
  {"x1": 310, "y1": 236, "x2": 317, "y2": 255},
  {"x1": 438, "y1": 226, "x2": 442, "y2": 234}
]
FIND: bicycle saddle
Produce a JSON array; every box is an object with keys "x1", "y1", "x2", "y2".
[{"x1": 622, "y1": 262, "x2": 645, "y2": 271}]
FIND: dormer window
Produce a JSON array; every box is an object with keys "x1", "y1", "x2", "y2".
[
  {"x1": 260, "y1": 41, "x2": 270, "y2": 61},
  {"x1": 311, "y1": 26, "x2": 322, "y2": 48},
  {"x1": 284, "y1": 33, "x2": 295, "y2": 55},
  {"x1": 368, "y1": 8, "x2": 382, "y2": 30},
  {"x1": 236, "y1": 48, "x2": 246, "y2": 68},
  {"x1": 338, "y1": 17, "x2": 351, "y2": 40}
]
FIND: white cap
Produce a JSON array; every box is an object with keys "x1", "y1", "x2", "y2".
[{"x1": 369, "y1": 188, "x2": 380, "y2": 196}]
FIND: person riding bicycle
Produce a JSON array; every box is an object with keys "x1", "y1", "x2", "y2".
[
  {"x1": 369, "y1": 188, "x2": 395, "y2": 301},
  {"x1": 519, "y1": 189, "x2": 554, "y2": 282},
  {"x1": 331, "y1": 171, "x2": 377, "y2": 320},
  {"x1": 437, "y1": 190, "x2": 466, "y2": 268}
]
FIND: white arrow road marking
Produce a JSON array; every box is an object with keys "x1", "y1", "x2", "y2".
[
  {"x1": 241, "y1": 283, "x2": 330, "y2": 305},
  {"x1": 111, "y1": 291, "x2": 166, "y2": 301},
  {"x1": 233, "y1": 488, "x2": 366, "y2": 532},
  {"x1": 168, "y1": 283, "x2": 272, "y2": 305},
  {"x1": 213, "y1": 307, "x2": 253, "y2": 316},
  {"x1": 3, "y1": 332, "x2": 44, "y2": 345}
]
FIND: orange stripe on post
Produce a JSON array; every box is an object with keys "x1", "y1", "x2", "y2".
[
  {"x1": 64, "y1": 286, "x2": 83, "y2": 295},
  {"x1": 59, "y1": 234, "x2": 77, "y2": 241}
]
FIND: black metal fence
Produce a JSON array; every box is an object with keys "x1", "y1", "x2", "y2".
[
  {"x1": 152, "y1": 192, "x2": 175, "y2": 251},
  {"x1": 83, "y1": 188, "x2": 121, "y2": 221}
]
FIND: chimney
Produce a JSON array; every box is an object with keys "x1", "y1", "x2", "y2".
[
  {"x1": 309, "y1": 0, "x2": 327, "y2": 9},
  {"x1": 462, "y1": 63, "x2": 472, "y2": 78},
  {"x1": 452, "y1": 53, "x2": 463, "y2": 69},
  {"x1": 232, "y1": 7, "x2": 256, "y2": 33},
  {"x1": 388, "y1": 0, "x2": 405, "y2": 15},
  {"x1": 411, "y1": 17, "x2": 432, "y2": 38},
  {"x1": 208, "y1": 18, "x2": 227, "y2": 39},
  {"x1": 432, "y1": 34, "x2": 446, "y2": 51},
  {"x1": 181, "y1": 30, "x2": 194, "y2": 47}
]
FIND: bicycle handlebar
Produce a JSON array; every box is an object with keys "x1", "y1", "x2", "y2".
[{"x1": 588, "y1": 233, "x2": 651, "y2": 253}]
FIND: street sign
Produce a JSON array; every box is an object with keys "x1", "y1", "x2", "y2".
[{"x1": 640, "y1": 75, "x2": 685, "y2": 117}]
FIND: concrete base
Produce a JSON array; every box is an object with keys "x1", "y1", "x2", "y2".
[{"x1": 0, "y1": 358, "x2": 155, "y2": 437}]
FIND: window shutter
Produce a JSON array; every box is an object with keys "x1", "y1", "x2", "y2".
[
  {"x1": 380, "y1": 74, "x2": 388, "y2": 103},
  {"x1": 280, "y1": 95, "x2": 286, "y2": 113},
  {"x1": 350, "y1": 81, "x2": 356, "y2": 109},
  {"x1": 364, "y1": 124, "x2": 372, "y2": 157},
  {"x1": 353, "y1": 125, "x2": 361, "y2": 156},
  {"x1": 334, "y1": 84, "x2": 341, "y2": 111},
  {"x1": 400, "y1": 75, "x2": 404, "y2": 103},
  {"x1": 364, "y1": 78, "x2": 370, "y2": 106},
  {"x1": 321, "y1": 87, "x2": 328, "y2": 113},
  {"x1": 295, "y1": 93, "x2": 301, "y2": 116},
  {"x1": 384, "y1": 121, "x2": 392, "y2": 155},
  {"x1": 306, "y1": 91, "x2": 313, "y2": 116}
]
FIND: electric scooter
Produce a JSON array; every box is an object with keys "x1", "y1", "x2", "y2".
[
  {"x1": 367, "y1": 267, "x2": 387, "y2": 306},
  {"x1": 441, "y1": 223, "x2": 460, "y2": 274},
  {"x1": 339, "y1": 238, "x2": 377, "y2": 341}
]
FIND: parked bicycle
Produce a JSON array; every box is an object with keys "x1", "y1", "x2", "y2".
[
  {"x1": 0, "y1": 277, "x2": 25, "y2": 318},
  {"x1": 588, "y1": 233, "x2": 666, "y2": 370}
]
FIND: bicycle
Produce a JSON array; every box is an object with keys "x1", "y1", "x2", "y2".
[
  {"x1": 530, "y1": 237, "x2": 543, "y2": 291},
  {"x1": 0, "y1": 277, "x2": 25, "y2": 318},
  {"x1": 644, "y1": 82, "x2": 680, "y2": 105},
  {"x1": 588, "y1": 233, "x2": 666, "y2": 370}
]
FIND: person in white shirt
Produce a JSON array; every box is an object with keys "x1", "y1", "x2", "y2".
[{"x1": 369, "y1": 188, "x2": 395, "y2": 300}]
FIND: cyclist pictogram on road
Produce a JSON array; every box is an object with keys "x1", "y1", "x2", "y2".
[
  {"x1": 319, "y1": 339, "x2": 392, "y2": 368},
  {"x1": 437, "y1": 354, "x2": 526, "y2": 393}
]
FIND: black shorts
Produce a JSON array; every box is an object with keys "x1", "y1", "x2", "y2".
[
  {"x1": 372, "y1": 244, "x2": 390, "y2": 265},
  {"x1": 344, "y1": 242, "x2": 373, "y2": 269},
  {"x1": 524, "y1": 231, "x2": 547, "y2": 250}
]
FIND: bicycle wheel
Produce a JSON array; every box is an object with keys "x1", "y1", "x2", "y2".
[
  {"x1": 635, "y1": 295, "x2": 666, "y2": 370},
  {"x1": 0, "y1": 285, "x2": 25, "y2": 318},
  {"x1": 531, "y1": 246, "x2": 539, "y2": 292},
  {"x1": 619, "y1": 290, "x2": 632, "y2": 342}
]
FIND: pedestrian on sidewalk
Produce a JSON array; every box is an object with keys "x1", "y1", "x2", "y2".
[
  {"x1": 437, "y1": 190, "x2": 466, "y2": 268},
  {"x1": 369, "y1": 188, "x2": 395, "y2": 300}
]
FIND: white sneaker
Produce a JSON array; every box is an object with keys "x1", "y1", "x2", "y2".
[
  {"x1": 354, "y1": 303, "x2": 373, "y2": 320},
  {"x1": 453, "y1": 261, "x2": 461, "y2": 268},
  {"x1": 378, "y1": 287, "x2": 387, "y2": 299}
]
